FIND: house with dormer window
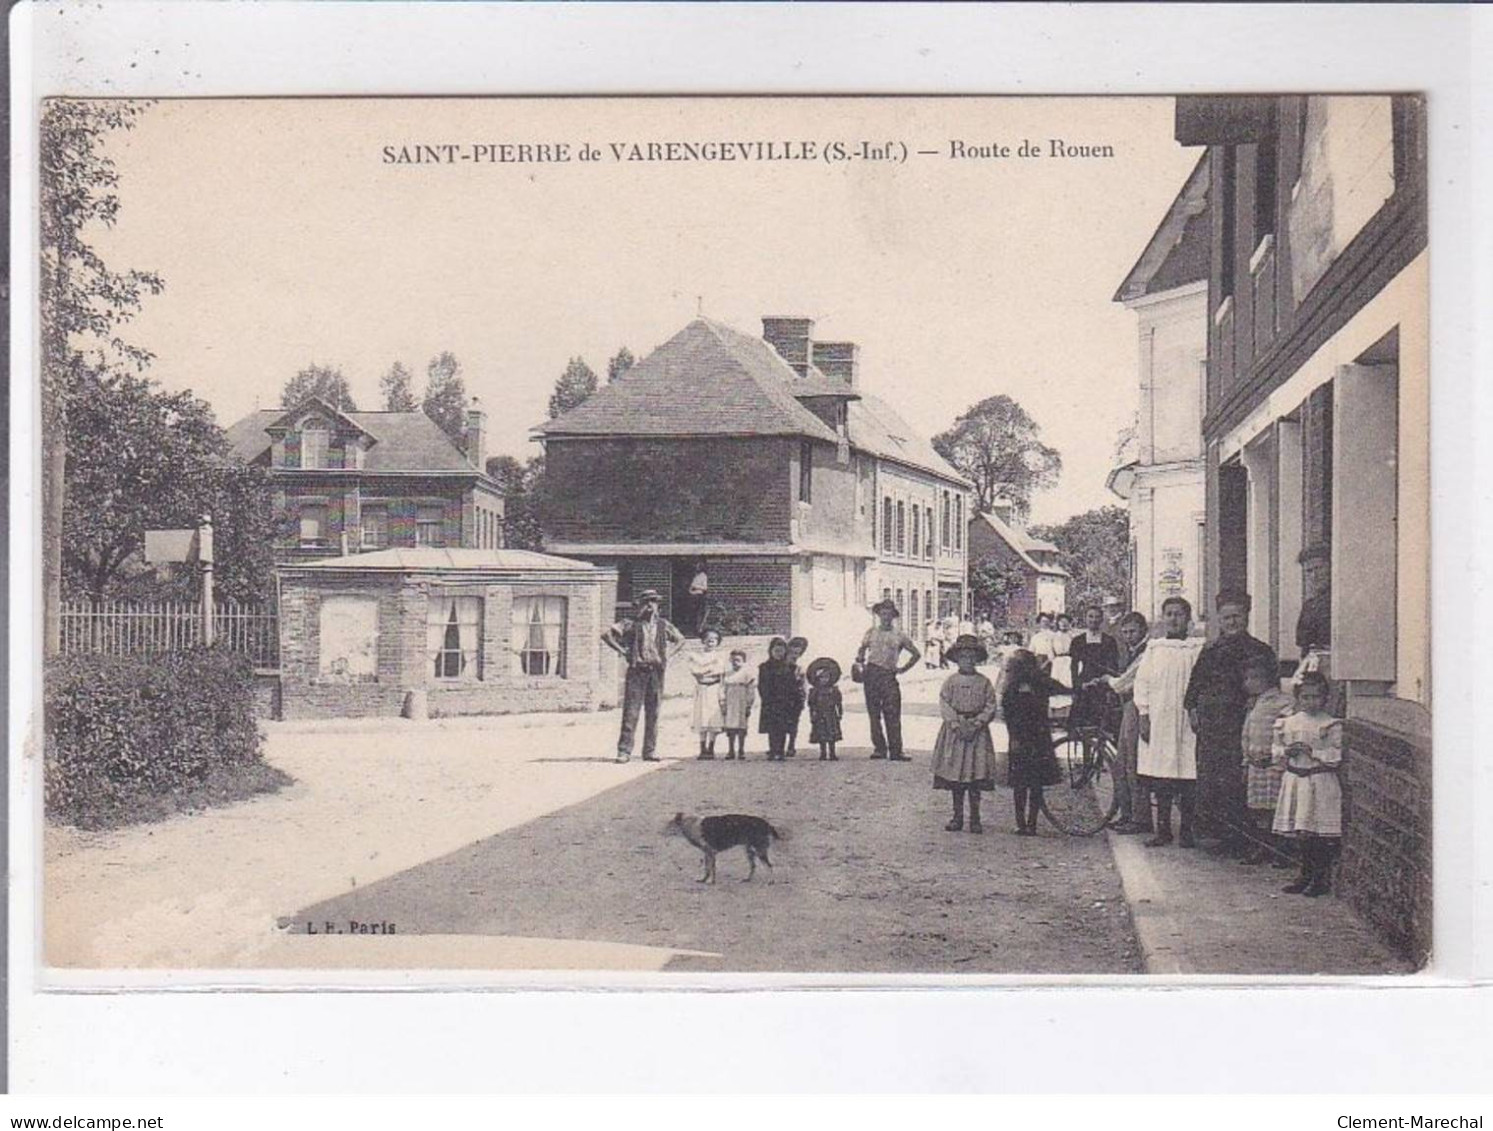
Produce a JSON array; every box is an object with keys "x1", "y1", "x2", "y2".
[{"x1": 225, "y1": 396, "x2": 506, "y2": 562}]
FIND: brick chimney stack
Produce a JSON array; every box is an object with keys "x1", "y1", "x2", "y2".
[
  {"x1": 811, "y1": 341, "x2": 859, "y2": 388},
  {"x1": 762, "y1": 316, "x2": 815, "y2": 377},
  {"x1": 464, "y1": 396, "x2": 486, "y2": 468}
]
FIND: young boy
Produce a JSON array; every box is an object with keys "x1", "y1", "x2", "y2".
[{"x1": 1239, "y1": 654, "x2": 1294, "y2": 865}]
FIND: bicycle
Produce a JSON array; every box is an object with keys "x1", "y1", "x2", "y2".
[{"x1": 1037, "y1": 697, "x2": 1122, "y2": 837}]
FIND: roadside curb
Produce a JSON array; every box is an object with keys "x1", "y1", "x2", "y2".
[{"x1": 1104, "y1": 830, "x2": 1192, "y2": 975}]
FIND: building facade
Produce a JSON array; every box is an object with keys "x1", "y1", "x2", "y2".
[
  {"x1": 226, "y1": 397, "x2": 505, "y2": 564},
  {"x1": 1108, "y1": 154, "x2": 1211, "y2": 626},
  {"x1": 1175, "y1": 94, "x2": 1429, "y2": 960},
  {"x1": 276, "y1": 548, "x2": 617, "y2": 720},
  {"x1": 537, "y1": 315, "x2": 971, "y2": 662},
  {"x1": 967, "y1": 503, "x2": 1068, "y2": 629}
]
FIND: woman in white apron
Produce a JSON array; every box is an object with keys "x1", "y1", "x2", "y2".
[{"x1": 1133, "y1": 597, "x2": 1205, "y2": 848}]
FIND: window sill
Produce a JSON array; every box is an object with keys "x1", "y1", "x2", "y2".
[
  {"x1": 1213, "y1": 295, "x2": 1234, "y2": 327},
  {"x1": 1249, "y1": 233, "x2": 1276, "y2": 275}
]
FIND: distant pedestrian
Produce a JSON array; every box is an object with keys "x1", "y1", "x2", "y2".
[
  {"x1": 1185, "y1": 589, "x2": 1277, "y2": 854},
  {"x1": 1134, "y1": 596, "x2": 1206, "y2": 847},
  {"x1": 805, "y1": 657, "x2": 844, "y2": 761},
  {"x1": 1069, "y1": 604, "x2": 1122, "y2": 729},
  {"x1": 721, "y1": 649, "x2": 756, "y2": 760},
  {"x1": 1239, "y1": 653, "x2": 1295, "y2": 866},
  {"x1": 1000, "y1": 648, "x2": 1067, "y2": 835},
  {"x1": 932, "y1": 635, "x2": 1001, "y2": 834},
  {"x1": 1030, "y1": 612, "x2": 1058, "y2": 672},
  {"x1": 785, "y1": 636, "x2": 809, "y2": 756},
  {"x1": 688, "y1": 626, "x2": 729, "y2": 760},
  {"x1": 687, "y1": 559, "x2": 711, "y2": 636},
  {"x1": 856, "y1": 599, "x2": 921, "y2": 761},
  {"x1": 1093, "y1": 611, "x2": 1152, "y2": 834},
  {"x1": 757, "y1": 637, "x2": 801, "y2": 762},
  {"x1": 602, "y1": 589, "x2": 685, "y2": 763},
  {"x1": 1272, "y1": 672, "x2": 1343, "y2": 896},
  {"x1": 924, "y1": 620, "x2": 945, "y2": 670},
  {"x1": 1049, "y1": 612, "x2": 1075, "y2": 689}
]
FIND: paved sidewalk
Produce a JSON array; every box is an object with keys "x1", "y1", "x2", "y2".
[{"x1": 1106, "y1": 831, "x2": 1411, "y2": 975}]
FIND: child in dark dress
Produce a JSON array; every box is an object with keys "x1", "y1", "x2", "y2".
[
  {"x1": 785, "y1": 636, "x2": 809, "y2": 756},
  {"x1": 1000, "y1": 648, "x2": 1068, "y2": 835},
  {"x1": 757, "y1": 637, "x2": 800, "y2": 762},
  {"x1": 805, "y1": 657, "x2": 844, "y2": 761}
]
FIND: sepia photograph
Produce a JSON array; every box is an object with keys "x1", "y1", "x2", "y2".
[{"x1": 35, "y1": 92, "x2": 1429, "y2": 980}]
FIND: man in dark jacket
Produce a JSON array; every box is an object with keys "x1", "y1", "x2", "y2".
[
  {"x1": 602, "y1": 589, "x2": 685, "y2": 763},
  {"x1": 1184, "y1": 588, "x2": 1277, "y2": 855}
]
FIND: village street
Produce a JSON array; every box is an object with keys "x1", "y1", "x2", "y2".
[{"x1": 44, "y1": 669, "x2": 1404, "y2": 977}]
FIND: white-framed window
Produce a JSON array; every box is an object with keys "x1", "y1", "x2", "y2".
[
  {"x1": 361, "y1": 506, "x2": 388, "y2": 550},
  {"x1": 911, "y1": 507, "x2": 921, "y2": 562},
  {"x1": 926, "y1": 506, "x2": 935, "y2": 558},
  {"x1": 955, "y1": 496, "x2": 964, "y2": 550},
  {"x1": 511, "y1": 595, "x2": 567, "y2": 677},
  {"x1": 299, "y1": 503, "x2": 327, "y2": 547},
  {"x1": 416, "y1": 504, "x2": 445, "y2": 547},
  {"x1": 882, "y1": 497, "x2": 894, "y2": 554},
  {"x1": 896, "y1": 501, "x2": 906, "y2": 555},
  {"x1": 300, "y1": 419, "x2": 329, "y2": 469},
  {"x1": 318, "y1": 595, "x2": 379, "y2": 679},
  {"x1": 941, "y1": 492, "x2": 952, "y2": 549},
  {"x1": 428, "y1": 595, "x2": 482, "y2": 680}
]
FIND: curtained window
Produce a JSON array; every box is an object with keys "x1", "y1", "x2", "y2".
[
  {"x1": 428, "y1": 595, "x2": 482, "y2": 680},
  {"x1": 511, "y1": 596, "x2": 567, "y2": 677},
  {"x1": 416, "y1": 505, "x2": 445, "y2": 547}
]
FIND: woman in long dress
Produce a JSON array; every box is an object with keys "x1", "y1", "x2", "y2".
[
  {"x1": 931, "y1": 635, "x2": 1001, "y2": 834},
  {"x1": 1133, "y1": 597, "x2": 1206, "y2": 847},
  {"x1": 688, "y1": 627, "x2": 728, "y2": 759}
]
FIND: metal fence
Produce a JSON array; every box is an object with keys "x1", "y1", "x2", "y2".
[{"x1": 58, "y1": 600, "x2": 279, "y2": 668}]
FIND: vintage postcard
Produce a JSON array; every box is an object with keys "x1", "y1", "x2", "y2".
[{"x1": 35, "y1": 93, "x2": 1428, "y2": 981}]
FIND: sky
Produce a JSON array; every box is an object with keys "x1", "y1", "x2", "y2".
[{"x1": 91, "y1": 96, "x2": 1200, "y2": 526}]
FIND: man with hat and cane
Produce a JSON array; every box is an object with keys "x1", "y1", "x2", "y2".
[
  {"x1": 602, "y1": 589, "x2": 686, "y2": 763},
  {"x1": 855, "y1": 598, "x2": 921, "y2": 761}
]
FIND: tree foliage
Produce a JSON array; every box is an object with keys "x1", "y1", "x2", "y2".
[
  {"x1": 968, "y1": 554, "x2": 1029, "y2": 624},
  {"x1": 548, "y1": 357, "x2": 599, "y2": 419},
  {"x1": 1029, "y1": 505, "x2": 1131, "y2": 615},
  {"x1": 62, "y1": 374, "x2": 275, "y2": 603},
  {"x1": 485, "y1": 453, "x2": 546, "y2": 551},
  {"x1": 607, "y1": 347, "x2": 636, "y2": 384},
  {"x1": 379, "y1": 360, "x2": 417, "y2": 412},
  {"x1": 932, "y1": 394, "x2": 1062, "y2": 519},
  {"x1": 422, "y1": 351, "x2": 468, "y2": 444},
  {"x1": 281, "y1": 363, "x2": 357, "y2": 412}
]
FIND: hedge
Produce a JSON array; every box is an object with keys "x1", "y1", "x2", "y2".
[{"x1": 45, "y1": 648, "x2": 273, "y2": 828}]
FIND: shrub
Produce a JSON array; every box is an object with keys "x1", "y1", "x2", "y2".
[{"x1": 45, "y1": 648, "x2": 270, "y2": 828}]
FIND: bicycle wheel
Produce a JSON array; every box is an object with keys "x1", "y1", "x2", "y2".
[{"x1": 1040, "y1": 728, "x2": 1121, "y2": 836}]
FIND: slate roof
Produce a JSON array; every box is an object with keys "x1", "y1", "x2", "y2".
[
  {"x1": 1115, "y1": 152, "x2": 1211, "y2": 303},
  {"x1": 848, "y1": 395, "x2": 969, "y2": 487},
  {"x1": 285, "y1": 547, "x2": 602, "y2": 573},
  {"x1": 225, "y1": 407, "x2": 481, "y2": 473},
  {"x1": 534, "y1": 319, "x2": 841, "y2": 442},
  {"x1": 972, "y1": 510, "x2": 1068, "y2": 577}
]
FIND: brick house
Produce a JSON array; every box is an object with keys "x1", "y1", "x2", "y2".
[
  {"x1": 225, "y1": 396, "x2": 506, "y2": 562},
  {"x1": 536, "y1": 315, "x2": 971, "y2": 662},
  {"x1": 276, "y1": 548, "x2": 617, "y2": 719},
  {"x1": 967, "y1": 502, "x2": 1068, "y2": 629},
  {"x1": 1107, "y1": 152, "x2": 1210, "y2": 627},
  {"x1": 1174, "y1": 94, "x2": 1428, "y2": 959}
]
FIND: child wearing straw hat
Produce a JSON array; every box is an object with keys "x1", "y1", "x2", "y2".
[
  {"x1": 805, "y1": 657, "x2": 844, "y2": 761},
  {"x1": 931, "y1": 634, "x2": 1002, "y2": 834}
]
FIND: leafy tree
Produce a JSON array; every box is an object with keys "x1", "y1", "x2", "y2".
[
  {"x1": 485, "y1": 453, "x2": 546, "y2": 551},
  {"x1": 607, "y1": 346, "x2": 636, "y2": 384},
  {"x1": 62, "y1": 374, "x2": 275, "y2": 603},
  {"x1": 40, "y1": 99, "x2": 165, "y2": 652},
  {"x1": 1030, "y1": 505, "x2": 1131, "y2": 615},
  {"x1": 379, "y1": 360, "x2": 417, "y2": 412},
  {"x1": 932, "y1": 394, "x2": 1062, "y2": 519},
  {"x1": 422, "y1": 350, "x2": 468, "y2": 444},
  {"x1": 548, "y1": 357, "x2": 599, "y2": 419},
  {"x1": 968, "y1": 554, "x2": 1029, "y2": 624},
  {"x1": 281, "y1": 363, "x2": 357, "y2": 412}
]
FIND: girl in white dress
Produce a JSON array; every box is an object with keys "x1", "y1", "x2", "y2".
[
  {"x1": 1133, "y1": 596, "x2": 1206, "y2": 848},
  {"x1": 688, "y1": 627, "x2": 729, "y2": 759},
  {"x1": 1272, "y1": 671, "x2": 1343, "y2": 896}
]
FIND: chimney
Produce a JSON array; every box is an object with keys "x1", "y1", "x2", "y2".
[
  {"x1": 762, "y1": 316, "x2": 814, "y2": 377},
  {"x1": 811, "y1": 341, "x2": 859, "y2": 388},
  {"x1": 463, "y1": 396, "x2": 486, "y2": 468},
  {"x1": 990, "y1": 498, "x2": 1015, "y2": 526}
]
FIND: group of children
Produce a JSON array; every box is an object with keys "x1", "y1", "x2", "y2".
[{"x1": 688, "y1": 631, "x2": 845, "y2": 762}]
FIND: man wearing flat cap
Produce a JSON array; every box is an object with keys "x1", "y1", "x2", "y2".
[
  {"x1": 602, "y1": 589, "x2": 686, "y2": 763},
  {"x1": 856, "y1": 598, "x2": 921, "y2": 761}
]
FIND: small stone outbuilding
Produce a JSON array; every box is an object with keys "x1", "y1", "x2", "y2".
[{"x1": 277, "y1": 548, "x2": 618, "y2": 720}]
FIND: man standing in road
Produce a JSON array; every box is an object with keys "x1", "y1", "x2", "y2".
[
  {"x1": 857, "y1": 598, "x2": 922, "y2": 761},
  {"x1": 602, "y1": 589, "x2": 686, "y2": 763}
]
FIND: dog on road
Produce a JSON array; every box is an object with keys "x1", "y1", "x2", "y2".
[{"x1": 665, "y1": 812, "x2": 783, "y2": 884}]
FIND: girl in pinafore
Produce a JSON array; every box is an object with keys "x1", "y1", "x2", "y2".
[
  {"x1": 932, "y1": 635, "x2": 1002, "y2": 834},
  {"x1": 1272, "y1": 671, "x2": 1343, "y2": 896},
  {"x1": 688, "y1": 627, "x2": 729, "y2": 760},
  {"x1": 721, "y1": 649, "x2": 756, "y2": 760},
  {"x1": 1000, "y1": 647, "x2": 1067, "y2": 836},
  {"x1": 805, "y1": 657, "x2": 844, "y2": 761}
]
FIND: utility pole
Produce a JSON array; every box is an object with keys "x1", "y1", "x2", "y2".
[{"x1": 199, "y1": 514, "x2": 215, "y2": 646}]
